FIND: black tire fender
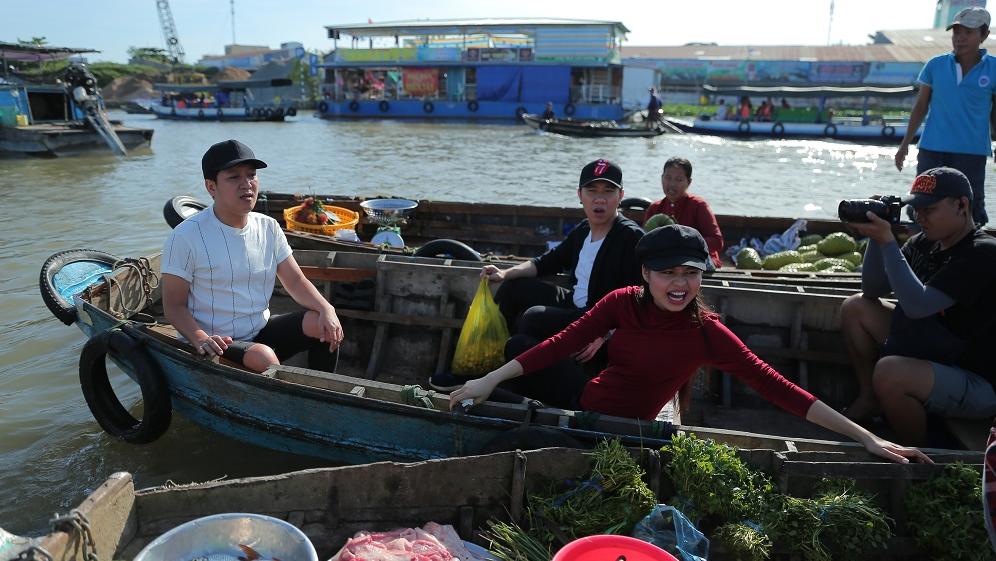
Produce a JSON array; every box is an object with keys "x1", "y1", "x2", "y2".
[
  {"x1": 39, "y1": 249, "x2": 120, "y2": 325},
  {"x1": 882, "y1": 125, "x2": 895, "y2": 137},
  {"x1": 163, "y1": 195, "x2": 208, "y2": 229},
  {"x1": 771, "y1": 121, "x2": 785, "y2": 136},
  {"x1": 467, "y1": 100, "x2": 479, "y2": 112},
  {"x1": 378, "y1": 100, "x2": 390, "y2": 112},
  {"x1": 287, "y1": 106, "x2": 298, "y2": 117},
  {"x1": 319, "y1": 100, "x2": 330, "y2": 112},
  {"x1": 170, "y1": 107, "x2": 176, "y2": 116},
  {"x1": 737, "y1": 120, "x2": 750, "y2": 134},
  {"x1": 423, "y1": 101, "x2": 435, "y2": 114},
  {"x1": 197, "y1": 109, "x2": 205, "y2": 119},
  {"x1": 79, "y1": 329, "x2": 171, "y2": 443},
  {"x1": 413, "y1": 239, "x2": 482, "y2": 261},
  {"x1": 515, "y1": 106, "x2": 527, "y2": 119},
  {"x1": 273, "y1": 107, "x2": 284, "y2": 119},
  {"x1": 216, "y1": 108, "x2": 224, "y2": 118},
  {"x1": 263, "y1": 108, "x2": 273, "y2": 119},
  {"x1": 244, "y1": 107, "x2": 252, "y2": 117},
  {"x1": 479, "y1": 426, "x2": 584, "y2": 454},
  {"x1": 824, "y1": 123, "x2": 838, "y2": 137},
  {"x1": 563, "y1": 103, "x2": 576, "y2": 116},
  {"x1": 619, "y1": 197, "x2": 653, "y2": 212}
]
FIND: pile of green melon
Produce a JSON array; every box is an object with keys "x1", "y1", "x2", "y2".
[{"x1": 736, "y1": 232, "x2": 866, "y2": 273}]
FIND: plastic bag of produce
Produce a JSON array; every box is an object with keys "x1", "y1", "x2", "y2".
[
  {"x1": 631, "y1": 504, "x2": 709, "y2": 561},
  {"x1": 451, "y1": 278, "x2": 509, "y2": 377}
]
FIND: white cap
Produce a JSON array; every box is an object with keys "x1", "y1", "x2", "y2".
[{"x1": 947, "y1": 6, "x2": 991, "y2": 30}]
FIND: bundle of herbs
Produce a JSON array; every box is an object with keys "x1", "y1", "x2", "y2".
[
  {"x1": 905, "y1": 462, "x2": 993, "y2": 561},
  {"x1": 481, "y1": 520, "x2": 551, "y2": 561},
  {"x1": 528, "y1": 439, "x2": 657, "y2": 542}
]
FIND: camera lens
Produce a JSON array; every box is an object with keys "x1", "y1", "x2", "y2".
[{"x1": 838, "y1": 199, "x2": 887, "y2": 223}]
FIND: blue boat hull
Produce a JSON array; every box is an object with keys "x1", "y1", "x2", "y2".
[{"x1": 317, "y1": 99, "x2": 623, "y2": 121}]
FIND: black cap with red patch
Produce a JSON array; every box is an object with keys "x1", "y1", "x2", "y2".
[
  {"x1": 902, "y1": 166, "x2": 973, "y2": 208},
  {"x1": 579, "y1": 159, "x2": 623, "y2": 189}
]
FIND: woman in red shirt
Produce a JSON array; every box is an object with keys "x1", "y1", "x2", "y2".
[
  {"x1": 643, "y1": 158, "x2": 724, "y2": 268},
  {"x1": 449, "y1": 225, "x2": 930, "y2": 464}
]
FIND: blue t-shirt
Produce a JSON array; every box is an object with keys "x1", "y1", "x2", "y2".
[{"x1": 917, "y1": 50, "x2": 996, "y2": 156}]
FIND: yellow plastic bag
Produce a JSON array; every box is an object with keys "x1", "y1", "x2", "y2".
[{"x1": 451, "y1": 278, "x2": 510, "y2": 377}]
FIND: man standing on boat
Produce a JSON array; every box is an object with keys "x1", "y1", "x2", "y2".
[
  {"x1": 840, "y1": 167, "x2": 996, "y2": 445},
  {"x1": 894, "y1": 6, "x2": 996, "y2": 226},
  {"x1": 541, "y1": 101, "x2": 556, "y2": 120},
  {"x1": 646, "y1": 87, "x2": 662, "y2": 129},
  {"x1": 431, "y1": 160, "x2": 644, "y2": 397},
  {"x1": 161, "y1": 139, "x2": 344, "y2": 373}
]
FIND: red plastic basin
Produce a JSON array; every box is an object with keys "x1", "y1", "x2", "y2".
[{"x1": 551, "y1": 535, "x2": 678, "y2": 561}]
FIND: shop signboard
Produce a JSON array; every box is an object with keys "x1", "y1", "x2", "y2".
[
  {"x1": 417, "y1": 47, "x2": 462, "y2": 62},
  {"x1": 705, "y1": 61, "x2": 747, "y2": 83},
  {"x1": 745, "y1": 60, "x2": 811, "y2": 83},
  {"x1": 657, "y1": 59, "x2": 709, "y2": 83},
  {"x1": 864, "y1": 62, "x2": 920, "y2": 85},
  {"x1": 808, "y1": 62, "x2": 868, "y2": 84},
  {"x1": 402, "y1": 67, "x2": 439, "y2": 97},
  {"x1": 337, "y1": 48, "x2": 418, "y2": 63}
]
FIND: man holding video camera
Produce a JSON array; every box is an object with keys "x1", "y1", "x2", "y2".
[{"x1": 840, "y1": 167, "x2": 996, "y2": 445}]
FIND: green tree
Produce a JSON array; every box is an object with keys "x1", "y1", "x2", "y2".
[
  {"x1": 289, "y1": 52, "x2": 322, "y2": 103},
  {"x1": 17, "y1": 36, "x2": 47, "y2": 46},
  {"x1": 127, "y1": 47, "x2": 171, "y2": 66}
]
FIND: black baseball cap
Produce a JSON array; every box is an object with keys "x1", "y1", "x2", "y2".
[
  {"x1": 902, "y1": 167, "x2": 973, "y2": 208},
  {"x1": 637, "y1": 224, "x2": 709, "y2": 271},
  {"x1": 579, "y1": 159, "x2": 623, "y2": 189},
  {"x1": 201, "y1": 139, "x2": 268, "y2": 180}
]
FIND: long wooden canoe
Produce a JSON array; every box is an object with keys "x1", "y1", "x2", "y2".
[
  {"x1": 43, "y1": 246, "x2": 983, "y2": 457},
  {"x1": 2, "y1": 447, "x2": 975, "y2": 561}
]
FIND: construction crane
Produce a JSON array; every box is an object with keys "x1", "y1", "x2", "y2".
[{"x1": 155, "y1": 0, "x2": 185, "y2": 65}]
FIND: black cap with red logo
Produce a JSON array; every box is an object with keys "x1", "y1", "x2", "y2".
[
  {"x1": 902, "y1": 166, "x2": 973, "y2": 208},
  {"x1": 579, "y1": 159, "x2": 623, "y2": 189}
]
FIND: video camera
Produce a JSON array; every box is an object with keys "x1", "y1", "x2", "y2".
[{"x1": 837, "y1": 195, "x2": 904, "y2": 223}]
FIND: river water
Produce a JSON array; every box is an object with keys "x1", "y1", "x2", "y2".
[{"x1": 1, "y1": 111, "x2": 994, "y2": 536}]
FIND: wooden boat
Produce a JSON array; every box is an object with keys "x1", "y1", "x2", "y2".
[
  {"x1": 1, "y1": 446, "x2": 975, "y2": 561},
  {"x1": 521, "y1": 113, "x2": 674, "y2": 138},
  {"x1": 150, "y1": 82, "x2": 295, "y2": 122},
  {"x1": 0, "y1": 44, "x2": 152, "y2": 156},
  {"x1": 40, "y1": 246, "x2": 984, "y2": 457}
]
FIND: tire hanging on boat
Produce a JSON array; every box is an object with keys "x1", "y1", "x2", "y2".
[
  {"x1": 273, "y1": 107, "x2": 284, "y2": 119},
  {"x1": 378, "y1": 100, "x2": 390, "y2": 112},
  {"x1": 79, "y1": 328, "x2": 172, "y2": 444},
  {"x1": 412, "y1": 239, "x2": 482, "y2": 261},
  {"x1": 423, "y1": 101, "x2": 435, "y2": 114},
  {"x1": 197, "y1": 109, "x2": 205, "y2": 119},
  {"x1": 39, "y1": 249, "x2": 120, "y2": 325},
  {"x1": 620, "y1": 197, "x2": 653, "y2": 212},
  {"x1": 319, "y1": 101, "x2": 330, "y2": 112},
  {"x1": 737, "y1": 120, "x2": 750, "y2": 134},
  {"x1": 244, "y1": 107, "x2": 252, "y2": 117},
  {"x1": 823, "y1": 123, "x2": 838, "y2": 137},
  {"x1": 771, "y1": 122, "x2": 785, "y2": 137},
  {"x1": 467, "y1": 100, "x2": 479, "y2": 112},
  {"x1": 216, "y1": 108, "x2": 224, "y2": 118},
  {"x1": 564, "y1": 103, "x2": 576, "y2": 116},
  {"x1": 882, "y1": 125, "x2": 896, "y2": 138},
  {"x1": 163, "y1": 195, "x2": 208, "y2": 229},
  {"x1": 287, "y1": 107, "x2": 298, "y2": 117}
]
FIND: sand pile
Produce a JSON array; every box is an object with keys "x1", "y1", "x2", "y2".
[
  {"x1": 214, "y1": 67, "x2": 251, "y2": 81},
  {"x1": 102, "y1": 76, "x2": 156, "y2": 101}
]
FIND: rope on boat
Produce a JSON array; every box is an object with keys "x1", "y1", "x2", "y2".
[
  {"x1": 48, "y1": 510, "x2": 98, "y2": 561},
  {"x1": 13, "y1": 546, "x2": 53, "y2": 561},
  {"x1": 104, "y1": 257, "x2": 159, "y2": 318},
  {"x1": 400, "y1": 385, "x2": 438, "y2": 410}
]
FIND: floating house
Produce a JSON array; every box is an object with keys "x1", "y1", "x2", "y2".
[
  {"x1": 151, "y1": 69, "x2": 298, "y2": 122},
  {"x1": 0, "y1": 42, "x2": 152, "y2": 156},
  {"x1": 317, "y1": 18, "x2": 628, "y2": 121}
]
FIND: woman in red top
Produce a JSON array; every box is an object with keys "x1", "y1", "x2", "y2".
[
  {"x1": 449, "y1": 225, "x2": 930, "y2": 464},
  {"x1": 643, "y1": 158, "x2": 724, "y2": 268}
]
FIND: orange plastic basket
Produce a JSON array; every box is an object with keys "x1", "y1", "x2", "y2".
[{"x1": 283, "y1": 204, "x2": 360, "y2": 235}]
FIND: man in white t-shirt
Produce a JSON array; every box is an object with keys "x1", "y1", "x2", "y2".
[{"x1": 162, "y1": 139, "x2": 344, "y2": 372}]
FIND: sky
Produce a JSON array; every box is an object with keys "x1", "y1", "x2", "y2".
[{"x1": 1, "y1": 0, "x2": 953, "y2": 64}]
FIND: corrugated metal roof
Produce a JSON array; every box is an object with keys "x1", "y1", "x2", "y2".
[
  {"x1": 325, "y1": 18, "x2": 629, "y2": 36},
  {"x1": 0, "y1": 41, "x2": 96, "y2": 62},
  {"x1": 622, "y1": 41, "x2": 949, "y2": 63}
]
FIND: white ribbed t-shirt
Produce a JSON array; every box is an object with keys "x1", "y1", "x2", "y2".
[
  {"x1": 161, "y1": 206, "x2": 293, "y2": 340},
  {"x1": 572, "y1": 232, "x2": 604, "y2": 308}
]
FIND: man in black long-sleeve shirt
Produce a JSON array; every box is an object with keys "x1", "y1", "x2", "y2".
[
  {"x1": 840, "y1": 167, "x2": 996, "y2": 444},
  {"x1": 432, "y1": 159, "x2": 644, "y2": 398}
]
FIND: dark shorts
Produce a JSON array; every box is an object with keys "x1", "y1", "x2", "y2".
[
  {"x1": 223, "y1": 311, "x2": 338, "y2": 372},
  {"x1": 916, "y1": 148, "x2": 988, "y2": 225}
]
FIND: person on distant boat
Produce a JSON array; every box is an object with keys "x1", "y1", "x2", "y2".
[
  {"x1": 434, "y1": 160, "x2": 643, "y2": 398},
  {"x1": 894, "y1": 6, "x2": 996, "y2": 226},
  {"x1": 449, "y1": 225, "x2": 933, "y2": 465},
  {"x1": 714, "y1": 99, "x2": 729, "y2": 121},
  {"x1": 646, "y1": 87, "x2": 662, "y2": 128},
  {"x1": 840, "y1": 167, "x2": 996, "y2": 445},
  {"x1": 643, "y1": 157, "x2": 723, "y2": 269},
  {"x1": 755, "y1": 100, "x2": 772, "y2": 122},
  {"x1": 780, "y1": 97, "x2": 791, "y2": 109},
  {"x1": 161, "y1": 139, "x2": 344, "y2": 373},
  {"x1": 541, "y1": 101, "x2": 556, "y2": 120},
  {"x1": 738, "y1": 96, "x2": 752, "y2": 121}
]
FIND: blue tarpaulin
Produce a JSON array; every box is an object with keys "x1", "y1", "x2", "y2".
[{"x1": 476, "y1": 65, "x2": 571, "y2": 103}]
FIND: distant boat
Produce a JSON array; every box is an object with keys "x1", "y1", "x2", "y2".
[
  {"x1": 521, "y1": 113, "x2": 675, "y2": 138},
  {"x1": 0, "y1": 42, "x2": 152, "y2": 156},
  {"x1": 151, "y1": 81, "x2": 297, "y2": 122},
  {"x1": 667, "y1": 84, "x2": 923, "y2": 144}
]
